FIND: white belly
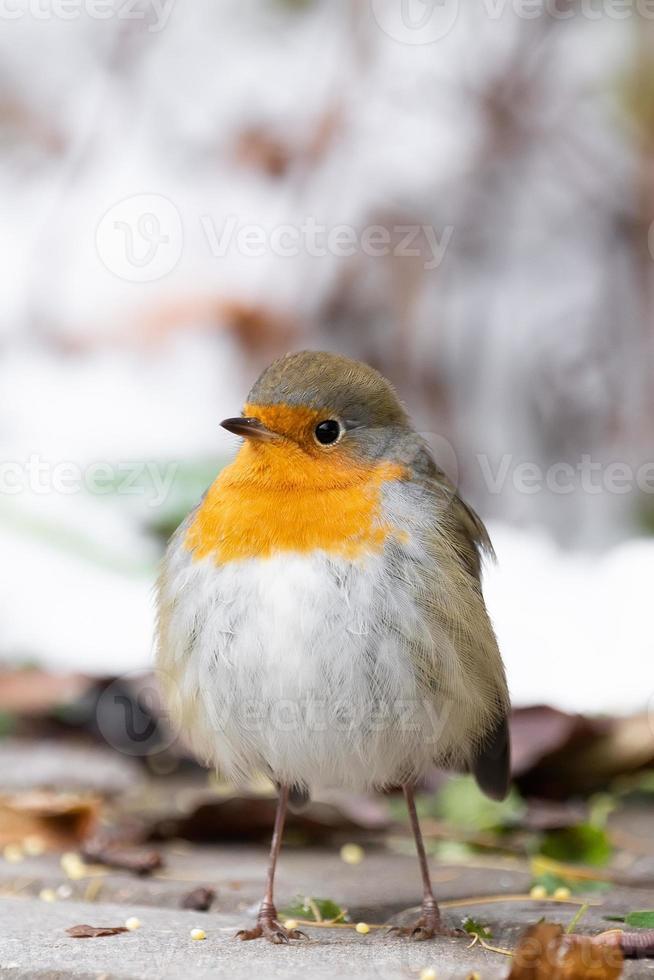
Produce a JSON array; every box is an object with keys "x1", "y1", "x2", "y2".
[{"x1": 158, "y1": 545, "x2": 451, "y2": 792}]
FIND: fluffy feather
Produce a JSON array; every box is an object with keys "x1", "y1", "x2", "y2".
[{"x1": 156, "y1": 474, "x2": 509, "y2": 794}]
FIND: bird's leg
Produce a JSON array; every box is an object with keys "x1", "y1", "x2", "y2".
[
  {"x1": 391, "y1": 784, "x2": 458, "y2": 940},
  {"x1": 235, "y1": 785, "x2": 306, "y2": 943}
]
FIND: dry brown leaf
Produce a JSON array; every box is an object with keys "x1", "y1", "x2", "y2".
[
  {"x1": 0, "y1": 790, "x2": 101, "y2": 848},
  {"x1": 66, "y1": 924, "x2": 128, "y2": 939},
  {"x1": 81, "y1": 833, "x2": 163, "y2": 876},
  {"x1": 512, "y1": 707, "x2": 654, "y2": 798},
  {"x1": 509, "y1": 922, "x2": 624, "y2": 979}
]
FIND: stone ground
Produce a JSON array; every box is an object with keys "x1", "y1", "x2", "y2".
[{"x1": 0, "y1": 840, "x2": 653, "y2": 979}]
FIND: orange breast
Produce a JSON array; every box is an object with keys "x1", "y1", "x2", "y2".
[{"x1": 184, "y1": 427, "x2": 406, "y2": 564}]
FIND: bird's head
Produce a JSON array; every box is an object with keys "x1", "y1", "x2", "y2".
[{"x1": 221, "y1": 351, "x2": 415, "y2": 484}]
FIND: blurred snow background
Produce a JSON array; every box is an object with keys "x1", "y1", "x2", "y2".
[{"x1": 1, "y1": 0, "x2": 653, "y2": 714}]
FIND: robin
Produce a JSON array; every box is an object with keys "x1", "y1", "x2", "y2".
[{"x1": 156, "y1": 350, "x2": 510, "y2": 943}]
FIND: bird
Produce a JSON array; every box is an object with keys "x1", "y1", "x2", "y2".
[{"x1": 156, "y1": 350, "x2": 510, "y2": 944}]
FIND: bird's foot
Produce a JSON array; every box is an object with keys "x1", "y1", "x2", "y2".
[
  {"x1": 388, "y1": 900, "x2": 461, "y2": 941},
  {"x1": 235, "y1": 903, "x2": 308, "y2": 944}
]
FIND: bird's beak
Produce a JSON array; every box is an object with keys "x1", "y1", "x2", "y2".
[{"x1": 220, "y1": 417, "x2": 276, "y2": 441}]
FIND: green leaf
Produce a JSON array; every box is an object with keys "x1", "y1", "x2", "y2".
[
  {"x1": 279, "y1": 896, "x2": 345, "y2": 922},
  {"x1": 432, "y1": 776, "x2": 526, "y2": 833},
  {"x1": 604, "y1": 910, "x2": 654, "y2": 928},
  {"x1": 625, "y1": 910, "x2": 654, "y2": 929},
  {"x1": 462, "y1": 916, "x2": 492, "y2": 940},
  {"x1": 538, "y1": 824, "x2": 612, "y2": 867}
]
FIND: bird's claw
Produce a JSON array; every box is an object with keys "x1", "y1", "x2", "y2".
[
  {"x1": 235, "y1": 912, "x2": 307, "y2": 944},
  {"x1": 387, "y1": 903, "x2": 461, "y2": 941}
]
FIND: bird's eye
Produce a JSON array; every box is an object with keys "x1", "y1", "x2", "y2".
[{"x1": 314, "y1": 419, "x2": 341, "y2": 445}]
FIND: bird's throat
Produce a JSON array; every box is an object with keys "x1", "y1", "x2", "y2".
[{"x1": 184, "y1": 442, "x2": 406, "y2": 563}]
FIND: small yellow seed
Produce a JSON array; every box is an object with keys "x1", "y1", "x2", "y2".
[
  {"x1": 284, "y1": 919, "x2": 298, "y2": 930},
  {"x1": 23, "y1": 835, "x2": 46, "y2": 856},
  {"x1": 355, "y1": 922, "x2": 370, "y2": 934},
  {"x1": 420, "y1": 969, "x2": 438, "y2": 980},
  {"x1": 39, "y1": 888, "x2": 56, "y2": 902},
  {"x1": 125, "y1": 917, "x2": 141, "y2": 931},
  {"x1": 467, "y1": 973, "x2": 482, "y2": 980},
  {"x1": 530, "y1": 884, "x2": 547, "y2": 899},
  {"x1": 60, "y1": 852, "x2": 86, "y2": 880},
  {"x1": 190, "y1": 928, "x2": 206, "y2": 941},
  {"x1": 340, "y1": 843, "x2": 364, "y2": 865},
  {"x1": 553, "y1": 886, "x2": 571, "y2": 900},
  {"x1": 3, "y1": 844, "x2": 24, "y2": 863}
]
